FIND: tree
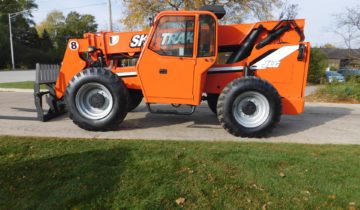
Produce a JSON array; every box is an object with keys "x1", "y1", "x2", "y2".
[
  {"x1": 334, "y1": 5, "x2": 360, "y2": 49},
  {"x1": 63, "y1": 12, "x2": 97, "y2": 38},
  {"x1": 0, "y1": 0, "x2": 38, "y2": 69},
  {"x1": 308, "y1": 48, "x2": 328, "y2": 84},
  {"x1": 15, "y1": 21, "x2": 41, "y2": 48},
  {"x1": 322, "y1": 43, "x2": 336, "y2": 49},
  {"x1": 121, "y1": 0, "x2": 283, "y2": 30},
  {"x1": 40, "y1": 29, "x2": 53, "y2": 52},
  {"x1": 278, "y1": 3, "x2": 299, "y2": 20},
  {"x1": 36, "y1": 10, "x2": 65, "y2": 42},
  {"x1": 36, "y1": 11, "x2": 98, "y2": 59},
  {"x1": 55, "y1": 12, "x2": 98, "y2": 54}
]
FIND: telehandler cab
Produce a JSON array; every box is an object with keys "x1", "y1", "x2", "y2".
[{"x1": 34, "y1": 5, "x2": 310, "y2": 137}]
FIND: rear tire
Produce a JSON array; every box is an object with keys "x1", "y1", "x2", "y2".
[
  {"x1": 206, "y1": 93, "x2": 219, "y2": 114},
  {"x1": 128, "y1": 89, "x2": 143, "y2": 111},
  {"x1": 65, "y1": 68, "x2": 129, "y2": 131},
  {"x1": 217, "y1": 77, "x2": 281, "y2": 137}
]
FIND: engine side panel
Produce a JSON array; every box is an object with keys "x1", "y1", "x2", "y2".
[{"x1": 204, "y1": 42, "x2": 311, "y2": 115}]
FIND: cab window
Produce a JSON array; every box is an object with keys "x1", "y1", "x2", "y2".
[
  {"x1": 149, "y1": 16, "x2": 195, "y2": 57},
  {"x1": 198, "y1": 15, "x2": 216, "y2": 57}
]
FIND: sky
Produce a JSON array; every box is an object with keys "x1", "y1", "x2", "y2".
[
  {"x1": 32, "y1": 0, "x2": 124, "y2": 31},
  {"x1": 32, "y1": 0, "x2": 360, "y2": 48},
  {"x1": 287, "y1": 0, "x2": 360, "y2": 48}
]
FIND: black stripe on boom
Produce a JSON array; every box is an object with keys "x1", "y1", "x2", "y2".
[
  {"x1": 207, "y1": 69, "x2": 243, "y2": 74},
  {"x1": 249, "y1": 49, "x2": 277, "y2": 67}
]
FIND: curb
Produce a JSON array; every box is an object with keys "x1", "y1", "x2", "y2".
[{"x1": 0, "y1": 88, "x2": 33, "y2": 93}]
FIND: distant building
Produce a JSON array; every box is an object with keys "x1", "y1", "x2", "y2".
[{"x1": 316, "y1": 48, "x2": 360, "y2": 69}]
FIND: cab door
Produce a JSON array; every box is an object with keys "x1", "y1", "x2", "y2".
[
  {"x1": 137, "y1": 12, "x2": 218, "y2": 105},
  {"x1": 137, "y1": 15, "x2": 196, "y2": 103}
]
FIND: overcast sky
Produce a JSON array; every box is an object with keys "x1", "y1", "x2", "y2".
[{"x1": 32, "y1": 0, "x2": 360, "y2": 48}]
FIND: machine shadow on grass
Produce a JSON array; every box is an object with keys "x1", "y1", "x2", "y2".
[{"x1": 0, "y1": 147, "x2": 129, "y2": 210}]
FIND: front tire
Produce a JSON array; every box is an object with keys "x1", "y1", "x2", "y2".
[
  {"x1": 65, "y1": 68, "x2": 129, "y2": 131},
  {"x1": 217, "y1": 77, "x2": 281, "y2": 137}
]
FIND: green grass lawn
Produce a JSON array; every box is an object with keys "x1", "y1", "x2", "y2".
[
  {"x1": 0, "y1": 81, "x2": 34, "y2": 89},
  {"x1": 0, "y1": 136, "x2": 359, "y2": 209}
]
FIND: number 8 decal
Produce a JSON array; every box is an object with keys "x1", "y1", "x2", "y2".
[{"x1": 69, "y1": 41, "x2": 79, "y2": 50}]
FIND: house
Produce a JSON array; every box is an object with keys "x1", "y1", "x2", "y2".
[{"x1": 316, "y1": 48, "x2": 360, "y2": 69}]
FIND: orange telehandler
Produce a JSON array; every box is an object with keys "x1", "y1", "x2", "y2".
[{"x1": 34, "y1": 5, "x2": 310, "y2": 137}]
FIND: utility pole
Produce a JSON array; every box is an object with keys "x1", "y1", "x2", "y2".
[
  {"x1": 8, "y1": 9, "x2": 31, "y2": 70},
  {"x1": 8, "y1": 13, "x2": 15, "y2": 70},
  {"x1": 108, "y1": 0, "x2": 113, "y2": 31}
]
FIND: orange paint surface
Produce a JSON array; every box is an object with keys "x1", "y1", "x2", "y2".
[{"x1": 55, "y1": 10, "x2": 309, "y2": 115}]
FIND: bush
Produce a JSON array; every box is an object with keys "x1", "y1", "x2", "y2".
[
  {"x1": 308, "y1": 48, "x2": 328, "y2": 84},
  {"x1": 347, "y1": 75, "x2": 360, "y2": 83},
  {"x1": 311, "y1": 80, "x2": 360, "y2": 103}
]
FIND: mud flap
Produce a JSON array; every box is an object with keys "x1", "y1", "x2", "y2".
[{"x1": 34, "y1": 63, "x2": 66, "y2": 121}]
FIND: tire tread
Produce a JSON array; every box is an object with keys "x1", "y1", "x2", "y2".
[
  {"x1": 217, "y1": 76, "x2": 281, "y2": 138},
  {"x1": 65, "y1": 67, "x2": 128, "y2": 131}
]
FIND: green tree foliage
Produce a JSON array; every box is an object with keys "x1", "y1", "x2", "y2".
[
  {"x1": 36, "y1": 10, "x2": 65, "y2": 43},
  {"x1": 322, "y1": 43, "x2": 336, "y2": 48},
  {"x1": 0, "y1": 2, "x2": 98, "y2": 69},
  {"x1": 0, "y1": 0, "x2": 38, "y2": 69},
  {"x1": 122, "y1": 0, "x2": 282, "y2": 30},
  {"x1": 64, "y1": 12, "x2": 97, "y2": 37},
  {"x1": 308, "y1": 48, "x2": 328, "y2": 84},
  {"x1": 37, "y1": 11, "x2": 98, "y2": 60},
  {"x1": 40, "y1": 30, "x2": 53, "y2": 52}
]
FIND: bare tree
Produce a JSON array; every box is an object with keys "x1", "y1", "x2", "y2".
[
  {"x1": 343, "y1": 6, "x2": 360, "y2": 31},
  {"x1": 278, "y1": 2, "x2": 299, "y2": 20},
  {"x1": 334, "y1": 23, "x2": 359, "y2": 50},
  {"x1": 334, "y1": 5, "x2": 360, "y2": 49}
]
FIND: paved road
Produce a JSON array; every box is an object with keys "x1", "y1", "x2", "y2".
[
  {"x1": 0, "y1": 91, "x2": 359, "y2": 144},
  {"x1": 0, "y1": 70, "x2": 35, "y2": 83}
]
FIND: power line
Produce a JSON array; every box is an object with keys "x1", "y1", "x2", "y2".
[
  {"x1": 0, "y1": 2, "x2": 108, "y2": 15},
  {"x1": 31, "y1": 2, "x2": 107, "y2": 14}
]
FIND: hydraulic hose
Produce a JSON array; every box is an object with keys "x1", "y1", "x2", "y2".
[{"x1": 256, "y1": 24, "x2": 291, "y2": 49}]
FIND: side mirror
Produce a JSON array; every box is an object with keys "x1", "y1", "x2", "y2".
[{"x1": 148, "y1": 17, "x2": 154, "y2": 27}]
